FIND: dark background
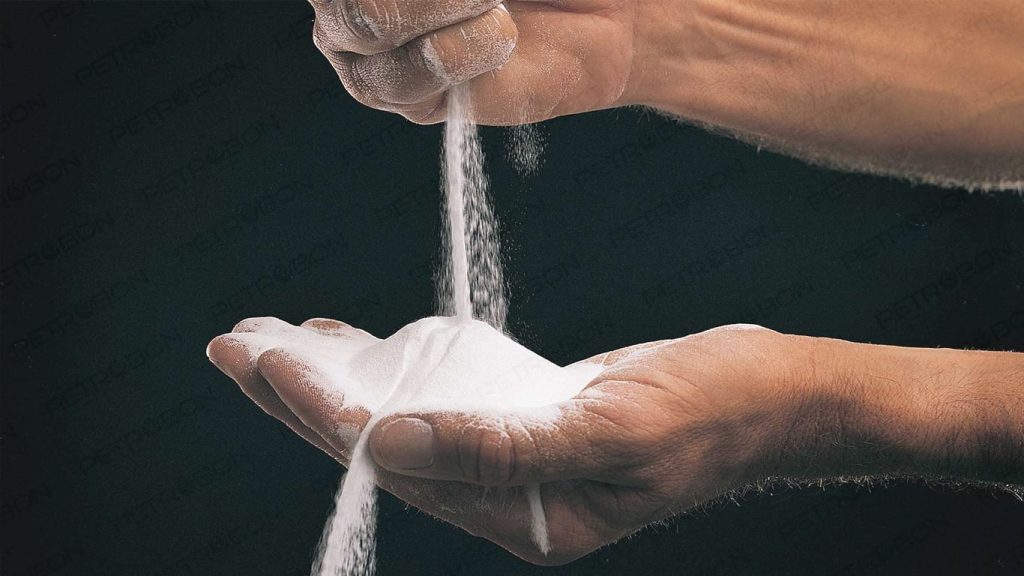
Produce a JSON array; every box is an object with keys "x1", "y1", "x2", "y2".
[{"x1": 2, "y1": 1, "x2": 1023, "y2": 575}]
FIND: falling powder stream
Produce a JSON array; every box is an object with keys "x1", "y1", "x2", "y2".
[
  {"x1": 441, "y1": 85, "x2": 507, "y2": 330},
  {"x1": 310, "y1": 84, "x2": 548, "y2": 576},
  {"x1": 442, "y1": 85, "x2": 474, "y2": 322},
  {"x1": 440, "y1": 84, "x2": 549, "y2": 554}
]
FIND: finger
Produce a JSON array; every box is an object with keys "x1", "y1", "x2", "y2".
[
  {"x1": 251, "y1": 353, "x2": 605, "y2": 561},
  {"x1": 207, "y1": 333, "x2": 346, "y2": 461},
  {"x1": 232, "y1": 316, "x2": 293, "y2": 334},
  {"x1": 233, "y1": 315, "x2": 373, "y2": 356},
  {"x1": 235, "y1": 315, "x2": 351, "y2": 339},
  {"x1": 208, "y1": 329, "x2": 295, "y2": 411},
  {"x1": 257, "y1": 347, "x2": 372, "y2": 461},
  {"x1": 330, "y1": 6, "x2": 517, "y2": 109},
  {"x1": 398, "y1": 93, "x2": 448, "y2": 124},
  {"x1": 310, "y1": 0, "x2": 504, "y2": 56},
  {"x1": 300, "y1": 317, "x2": 378, "y2": 341},
  {"x1": 251, "y1": 347, "x2": 541, "y2": 553},
  {"x1": 368, "y1": 404, "x2": 621, "y2": 486}
]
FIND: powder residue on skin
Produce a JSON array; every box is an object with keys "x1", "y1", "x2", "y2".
[{"x1": 323, "y1": 317, "x2": 602, "y2": 413}]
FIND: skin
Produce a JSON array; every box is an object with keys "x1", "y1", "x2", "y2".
[
  {"x1": 308, "y1": 0, "x2": 1024, "y2": 189},
  {"x1": 208, "y1": 317, "x2": 1024, "y2": 565}
]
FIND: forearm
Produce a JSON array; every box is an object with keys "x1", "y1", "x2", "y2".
[
  {"x1": 771, "y1": 336, "x2": 1024, "y2": 485},
  {"x1": 626, "y1": 0, "x2": 1024, "y2": 190}
]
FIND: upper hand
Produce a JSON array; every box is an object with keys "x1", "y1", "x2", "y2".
[{"x1": 307, "y1": 0, "x2": 645, "y2": 124}]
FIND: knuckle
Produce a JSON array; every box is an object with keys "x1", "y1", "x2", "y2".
[
  {"x1": 421, "y1": 33, "x2": 454, "y2": 78},
  {"x1": 338, "y1": 0, "x2": 377, "y2": 44},
  {"x1": 311, "y1": 0, "x2": 387, "y2": 53},
  {"x1": 232, "y1": 316, "x2": 283, "y2": 333},
  {"x1": 406, "y1": 35, "x2": 444, "y2": 80},
  {"x1": 402, "y1": 98, "x2": 446, "y2": 125},
  {"x1": 311, "y1": 18, "x2": 347, "y2": 55},
  {"x1": 207, "y1": 334, "x2": 238, "y2": 357},
  {"x1": 310, "y1": 18, "x2": 328, "y2": 52},
  {"x1": 339, "y1": 58, "x2": 379, "y2": 106},
  {"x1": 255, "y1": 346, "x2": 287, "y2": 370},
  {"x1": 337, "y1": 0, "x2": 401, "y2": 49},
  {"x1": 459, "y1": 424, "x2": 516, "y2": 485},
  {"x1": 301, "y1": 317, "x2": 347, "y2": 330},
  {"x1": 482, "y1": 7, "x2": 517, "y2": 50},
  {"x1": 231, "y1": 318, "x2": 259, "y2": 333}
]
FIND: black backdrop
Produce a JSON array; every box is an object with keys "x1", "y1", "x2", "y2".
[{"x1": 2, "y1": 2, "x2": 1023, "y2": 575}]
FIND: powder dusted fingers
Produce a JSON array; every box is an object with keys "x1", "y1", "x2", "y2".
[
  {"x1": 328, "y1": 6, "x2": 517, "y2": 112},
  {"x1": 233, "y1": 317, "x2": 608, "y2": 572},
  {"x1": 229, "y1": 315, "x2": 377, "y2": 357},
  {"x1": 309, "y1": 0, "x2": 504, "y2": 56},
  {"x1": 257, "y1": 346, "x2": 372, "y2": 460},
  {"x1": 207, "y1": 333, "x2": 346, "y2": 462},
  {"x1": 300, "y1": 317, "x2": 379, "y2": 341},
  {"x1": 418, "y1": 7, "x2": 518, "y2": 86},
  {"x1": 208, "y1": 316, "x2": 381, "y2": 462}
]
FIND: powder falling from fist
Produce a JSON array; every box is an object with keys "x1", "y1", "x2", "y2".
[{"x1": 310, "y1": 85, "x2": 581, "y2": 576}]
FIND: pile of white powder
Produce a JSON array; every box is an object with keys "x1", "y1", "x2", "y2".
[{"x1": 309, "y1": 85, "x2": 598, "y2": 575}]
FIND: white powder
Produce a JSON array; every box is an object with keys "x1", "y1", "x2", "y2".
[
  {"x1": 310, "y1": 317, "x2": 600, "y2": 413},
  {"x1": 440, "y1": 84, "x2": 507, "y2": 329},
  {"x1": 310, "y1": 86, "x2": 587, "y2": 576},
  {"x1": 441, "y1": 84, "x2": 474, "y2": 322}
]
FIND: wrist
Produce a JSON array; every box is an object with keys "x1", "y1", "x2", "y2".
[
  {"x1": 623, "y1": 0, "x2": 790, "y2": 123},
  {"x1": 765, "y1": 336, "x2": 1024, "y2": 484},
  {"x1": 623, "y1": 0, "x2": 1024, "y2": 188}
]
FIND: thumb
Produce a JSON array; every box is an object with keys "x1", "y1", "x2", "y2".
[{"x1": 368, "y1": 402, "x2": 614, "y2": 486}]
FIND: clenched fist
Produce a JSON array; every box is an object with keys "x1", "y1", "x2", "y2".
[
  {"x1": 307, "y1": 0, "x2": 642, "y2": 124},
  {"x1": 306, "y1": 0, "x2": 1024, "y2": 189}
]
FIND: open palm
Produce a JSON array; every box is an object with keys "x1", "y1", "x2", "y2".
[{"x1": 208, "y1": 317, "x2": 788, "y2": 564}]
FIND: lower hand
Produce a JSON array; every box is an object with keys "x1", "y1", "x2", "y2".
[{"x1": 208, "y1": 317, "x2": 821, "y2": 564}]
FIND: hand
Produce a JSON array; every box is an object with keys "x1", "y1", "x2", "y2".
[
  {"x1": 208, "y1": 317, "x2": 817, "y2": 564},
  {"x1": 306, "y1": 0, "x2": 645, "y2": 124},
  {"x1": 308, "y1": 0, "x2": 1024, "y2": 188}
]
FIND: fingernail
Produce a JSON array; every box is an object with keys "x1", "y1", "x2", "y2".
[{"x1": 376, "y1": 418, "x2": 435, "y2": 470}]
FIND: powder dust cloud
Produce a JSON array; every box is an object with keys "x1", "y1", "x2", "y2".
[{"x1": 506, "y1": 124, "x2": 546, "y2": 176}]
